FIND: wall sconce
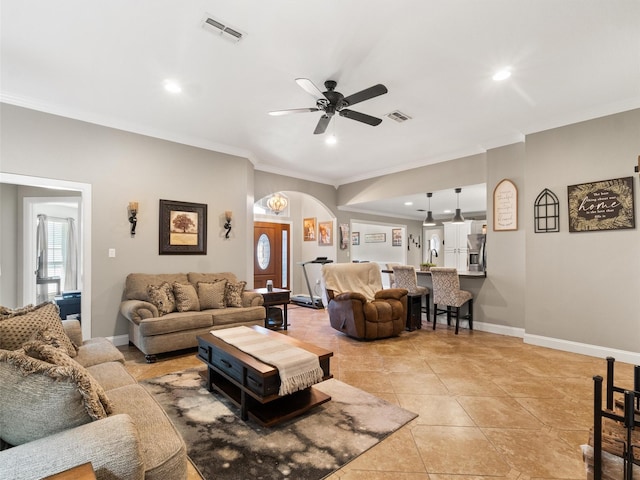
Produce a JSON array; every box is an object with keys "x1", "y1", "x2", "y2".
[
  {"x1": 224, "y1": 211, "x2": 232, "y2": 239},
  {"x1": 267, "y1": 193, "x2": 288, "y2": 215},
  {"x1": 128, "y1": 202, "x2": 138, "y2": 236},
  {"x1": 451, "y1": 188, "x2": 465, "y2": 224}
]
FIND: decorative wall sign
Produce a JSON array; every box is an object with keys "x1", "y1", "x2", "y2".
[
  {"x1": 339, "y1": 223, "x2": 349, "y2": 250},
  {"x1": 567, "y1": 176, "x2": 635, "y2": 232},
  {"x1": 351, "y1": 232, "x2": 360, "y2": 246},
  {"x1": 534, "y1": 188, "x2": 560, "y2": 233},
  {"x1": 303, "y1": 217, "x2": 316, "y2": 241},
  {"x1": 159, "y1": 199, "x2": 207, "y2": 254},
  {"x1": 493, "y1": 179, "x2": 518, "y2": 231},
  {"x1": 365, "y1": 233, "x2": 386, "y2": 243},
  {"x1": 318, "y1": 221, "x2": 333, "y2": 246}
]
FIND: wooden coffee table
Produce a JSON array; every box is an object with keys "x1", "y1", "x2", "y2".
[{"x1": 197, "y1": 326, "x2": 333, "y2": 427}]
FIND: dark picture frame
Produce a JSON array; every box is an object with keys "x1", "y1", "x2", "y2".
[
  {"x1": 159, "y1": 199, "x2": 207, "y2": 254},
  {"x1": 567, "y1": 176, "x2": 635, "y2": 232}
]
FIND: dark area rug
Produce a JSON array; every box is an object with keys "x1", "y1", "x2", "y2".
[{"x1": 141, "y1": 369, "x2": 417, "y2": 480}]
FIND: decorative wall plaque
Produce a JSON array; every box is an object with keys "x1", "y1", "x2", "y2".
[
  {"x1": 534, "y1": 188, "x2": 560, "y2": 233},
  {"x1": 493, "y1": 179, "x2": 518, "y2": 231},
  {"x1": 567, "y1": 176, "x2": 635, "y2": 232}
]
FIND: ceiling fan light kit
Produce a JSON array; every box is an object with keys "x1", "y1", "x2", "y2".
[{"x1": 269, "y1": 78, "x2": 388, "y2": 135}]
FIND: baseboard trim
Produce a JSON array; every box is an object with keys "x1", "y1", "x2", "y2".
[
  {"x1": 107, "y1": 334, "x2": 129, "y2": 347},
  {"x1": 524, "y1": 333, "x2": 640, "y2": 364},
  {"x1": 431, "y1": 318, "x2": 525, "y2": 338},
  {"x1": 474, "y1": 321, "x2": 525, "y2": 338}
]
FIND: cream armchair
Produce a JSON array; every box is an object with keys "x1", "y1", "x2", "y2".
[{"x1": 321, "y1": 263, "x2": 407, "y2": 340}]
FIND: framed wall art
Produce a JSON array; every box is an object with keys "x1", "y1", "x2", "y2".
[
  {"x1": 318, "y1": 221, "x2": 333, "y2": 246},
  {"x1": 392, "y1": 228, "x2": 402, "y2": 247},
  {"x1": 493, "y1": 179, "x2": 518, "y2": 231},
  {"x1": 567, "y1": 176, "x2": 635, "y2": 232},
  {"x1": 339, "y1": 223, "x2": 349, "y2": 250},
  {"x1": 159, "y1": 199, "x2": 207, "y2": 254},
  {"x1": 351, "y1": 232, "x2": 360, "y2": 246},
  {"x1": 365, "y1": 233, "x2": 386, "y2": 243},
  {"x1": 303, "y1": 217, "x2": 316, "y2": 241}
]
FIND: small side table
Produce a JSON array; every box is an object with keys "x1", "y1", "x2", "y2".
[
  {"x1": 249, "y1": 288, "x2": 290, "y2": 330},
  {"x1": 44, "y1": 462, "x2": 96, "y2": 480}
]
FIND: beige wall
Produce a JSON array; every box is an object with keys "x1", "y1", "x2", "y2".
[
  {"x1": 524, "y1": 109, "x2": 640, "y2": 353},
  {"x1": 1, "y1": 104, "x2": 255, "y2": 338},
  {"x1": 3, "y1": 102, "x2": 638, "y2": 357}
]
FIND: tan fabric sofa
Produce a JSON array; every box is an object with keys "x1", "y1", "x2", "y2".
[
  {"x1": 120, "y1": 272, "x2": 265, "y2": 362},
  {"x1": 0, "y1": 313, "x2": 187, "y2": 480}
]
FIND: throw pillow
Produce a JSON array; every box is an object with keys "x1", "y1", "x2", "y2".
[
  {"x1": 28, "y1": 328, "x2": 69, "y2": 353},
  {"x1": 173, "y1": 282, "x2": 200, "y2": 312},
  {"x1": 0, "y1": 348, "x2": 107, "y2": 446},
  {"x1": 0, "y1": 303, "x2": 37, "y2": 319},
  {"x1": 198, "y1": 280, "x2": 227, "y2": 309},
  {"x1": 0, "y1": 302, "x2": 78, "y2": 357},
  {"x1": 21, "y1": 340, "x2": 113, "y2": 416},
  {"x1": 147, "y1": 281, "x2": 176, "y2": 316},
  {"x1": 224, "y1": 281, "x2": 247, "y2": 308}
]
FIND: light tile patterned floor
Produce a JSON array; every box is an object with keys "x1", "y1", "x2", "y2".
[{"x1": 120, "y1": 305, "x2": 635, "y2": 480}]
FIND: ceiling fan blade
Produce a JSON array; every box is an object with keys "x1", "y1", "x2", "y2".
[
  {"x1": 296, "y1": 78, "x2": 326, "y2": 100},
  {"x1": 268, "y1": 107, "x2": 319, "y2": 116},
  {"x1": 342, "y1": 84, "x2": 388, "y2": 107},
  {"x1": 339, "y1": 109, "x2": 383, "y2": 126},
  {"x1": 314, "y1": 115, "x2": 331, "y2": 134}
]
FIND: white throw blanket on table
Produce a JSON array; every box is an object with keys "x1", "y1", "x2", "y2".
[{"x1": 211, "y1": 326, "x2": 324, "y2": 396}]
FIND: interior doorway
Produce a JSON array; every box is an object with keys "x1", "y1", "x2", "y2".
[{"x1": 253, "y1": 222, "x2": 290, "y2": 289}]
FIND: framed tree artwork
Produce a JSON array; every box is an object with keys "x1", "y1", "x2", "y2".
[{"x1": 159, "y1": 199, "x2": 207, "y2": 254}]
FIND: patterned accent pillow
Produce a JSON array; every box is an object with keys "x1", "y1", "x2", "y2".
[
  {"x1": 0, "y1": 303, "x2": 38, "y2": 319},
  {"x1": 198, "y1": 280, "x2": 227, "y2": 310},
  {"x1": 0, "y1": 348, "x2": 107, "y2": 446},
  {"x1": 147, "y1": 282, "x2": 176, "y2": 316},
  {"x1": 173, "y1": 282, "x2": 200, "y2": 312},
  {"x1": 224, "y1": 281, "x2": 247, "y2": 308},
  {"x1": 21, "y1": 340, "x2": 113, "y2": 417},
  {"x1": 0, "y1": 302, "x2": 78, "y2": 357}
]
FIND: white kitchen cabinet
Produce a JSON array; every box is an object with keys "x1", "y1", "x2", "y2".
[{"x1": 443, "y1": 221, "x2": 473, "y2": 271}]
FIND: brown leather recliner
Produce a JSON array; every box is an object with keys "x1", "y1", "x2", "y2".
[{"x1": 321, "y1": 263, "x2": 407, "y2": 340}]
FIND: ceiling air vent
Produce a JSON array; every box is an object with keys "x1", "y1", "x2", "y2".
[
  {"x1": 386, "y1": 110, "x2": 412, "y2": 123},
  {"x1": 202, "y1": 15, "x2": 244, "y2": 43}
]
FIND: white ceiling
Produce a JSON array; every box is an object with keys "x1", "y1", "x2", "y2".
[{"x1": 2, "y1": 1, "x2": 639, "y2": 219}]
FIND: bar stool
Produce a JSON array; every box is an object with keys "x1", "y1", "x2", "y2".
[
  {"x1": 392, "y1": 265, "x2": 430, "y2": 330},
  {"x1": 430, "y1": 267, "x2": 473, "y2": 334}
]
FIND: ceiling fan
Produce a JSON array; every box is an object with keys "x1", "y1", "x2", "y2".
[{"x1": 269, "y1": 78, "x2": 388, "y2": 135}]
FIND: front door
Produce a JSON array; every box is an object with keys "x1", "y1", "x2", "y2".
[{"x1": 254, "y1": 222, "x2": 290, "y2": 289}]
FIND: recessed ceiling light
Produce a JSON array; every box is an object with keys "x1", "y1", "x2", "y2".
[
  {"x1": 325, "y1": 134, "x2": 337, "y2": 145},
  {"x1": 492, "y1": 68, "x2": 512, "y2": 81},
  {"x1": 404, "y1": 201, "x2": 413, "y2": 206},
  {"x1": 163, "y1": 80, "x2": 182, "y2": 94},
  {"x1": 443, "y1": 209, "x2": 452, "y2": 214}
]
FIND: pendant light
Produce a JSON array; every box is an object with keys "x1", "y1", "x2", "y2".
[
  {"x1": 423, "y1": 192, "x2": 436, "y2": 226},
  {"x1": 267, "y1": 193, "x2": 288, "y2": 215},
  {"x1": 451, "y1": 187, "x2": 465, "y2": 224}
]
